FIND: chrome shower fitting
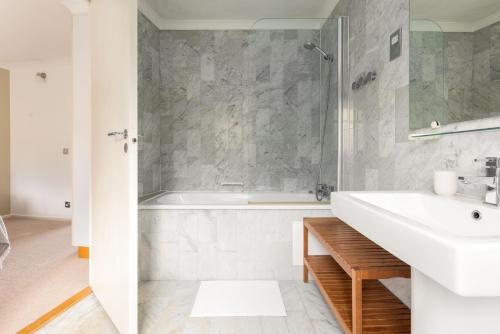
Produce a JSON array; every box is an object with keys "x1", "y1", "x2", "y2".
[
  {"x1": 352, "y1": 71, "x2": 377, "y2": 91},
  {"x1": 303, "y1": 42, "x2": 334, "y2": 62},
  {"x1": 316, "y1": 184, "x2": 335, "y2": 201}
]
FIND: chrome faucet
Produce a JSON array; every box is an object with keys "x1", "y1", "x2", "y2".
[
  {"x1": 458, "y1": 157, "x2": 500, "y2": 207},
  {"x1": 315, "y1": 183, "x2": 335, "y2": 201}
]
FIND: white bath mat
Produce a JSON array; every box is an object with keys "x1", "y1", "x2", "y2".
[{"x1": 190, "y1": 280, "x2": 287, "y2": 317}]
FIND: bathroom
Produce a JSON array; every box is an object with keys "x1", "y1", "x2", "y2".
[
  {"x1": 133, "y1": 0, "x2": 500, "y2": 332},
  {"x1": 136, "y1": 7, "x2": 343, "y2": 331},
  {"x1": 28, "y1": 0, "x2": 499, "y2": 332}
]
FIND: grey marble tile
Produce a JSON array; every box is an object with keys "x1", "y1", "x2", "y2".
[
  {"x1": 149, "y1": 28, "x2": 324, "y2": 192},
  {"x1": 410, "y1": 20, "x2": 500, "y2": 127},
  {"x1": 138, "y1": 280, "x2": 341, "y2": 334},
  {"x1": 261, "y1": 317, "x2": 289, "y2": 334},
  {"x1": 140, "y1": 209, "x2": 331, "y2": 281},
  {"x1": 285, "y1": 311, "x2": 316, "y2": 334}
]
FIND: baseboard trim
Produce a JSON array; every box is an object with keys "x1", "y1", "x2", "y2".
[
  {"x1": 9, "y1": 214, "x2": 71, "y2": 222},
  {"x1": 78, "y1": 246, "x2": 89, "y2": 259},
  {"x1": 17, "y1": 287, "x2": 92, "y2": 334},
  {"x1": 1, "y1": 214, "x2": 12, "y2": 219}
]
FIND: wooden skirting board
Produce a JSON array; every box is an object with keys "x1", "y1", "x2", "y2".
[
  {"x1": 17, "y1": 287, "x2": 92, "y2": 334},
  {"x1": 78, "y1": 246, "x2": 90, "y2": 259}
]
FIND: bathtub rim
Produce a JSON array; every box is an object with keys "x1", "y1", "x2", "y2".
[{"x1": 138, "y1": 191, "x2": 332, "y2": 210}]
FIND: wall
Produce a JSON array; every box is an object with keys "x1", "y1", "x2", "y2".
[
  {"x1": 410, "y1": 21, "x2": 500, "y2": 129},
  {"x1": 467, "y1": 22, "x2": 500, "y2": 119},
  {"x1": 328, "y1": 0, "x2": 500, "y2": 198},
  {"x1": 0, "y1": 68, "x2": 9, "y2": 216},
  {"x1": 159, "y1": 29, "x2": 321, "y2": 192},
  {"x1": 138, "y1": 12, "x2": 161, "y2": 197},
  {"x1": 9, "y1": 58, "x2": 73, "y2": 219},
  {"x1": 409, "y1": 30, "x2": 446, "y2": 129},
  {"x1": 68, "y1": 7, "x2": 91, "y2": 247}
]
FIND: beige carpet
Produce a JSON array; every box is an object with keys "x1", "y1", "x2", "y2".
[{"x1": 0, "y1": 217, "x2": 89, "y2": 334}]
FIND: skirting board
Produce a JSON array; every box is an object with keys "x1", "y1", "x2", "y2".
[
  {"x1": 78, "y1": 247, "x2": 89, "y2": 259},
  {"x1": 1, "y1": 214, "x2": 12, "y2": 219},
  {"x1": 8, "y1": 214, "x2": 71, "y2": 222}
]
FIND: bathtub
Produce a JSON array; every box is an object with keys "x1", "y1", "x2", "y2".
[
  {"x1": 139, "y1": 191, "x2": 333, "y2": 281},
  {"x1": 139, "y1": 191, "x2": 330, "y2": 209}
]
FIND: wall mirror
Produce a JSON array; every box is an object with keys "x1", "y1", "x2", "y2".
[{"x1": 410, "y1": 0, "x2": 500, "y2": 136}]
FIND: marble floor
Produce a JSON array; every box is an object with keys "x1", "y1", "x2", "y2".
[
  {"x1": 39, "y1": 280, "x2": 343, "y2": 334},
  {"x1": 37, "y1": 294, "x2": 118, "y2": 334},
  {"x1": 139, "y1": 280, "x2": 343, "y2": 334}
]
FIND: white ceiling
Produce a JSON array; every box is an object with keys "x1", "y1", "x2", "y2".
[
  {"x1": 0, "y1": 0, "x2": 72, "y2": 63},
  {"x1": 146, "y1": 0, "x2": 335, "y2": 20},
  {"x1": 141, "y1": 0, "x2": 338, "y2": 30},
  {"x1": 412, "y1": 0, "x2": 500, "y2": 22}
]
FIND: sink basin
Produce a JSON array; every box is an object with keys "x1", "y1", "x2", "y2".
[{"x1": 332, "y1": 191, "x2": 500, "y2": 297}]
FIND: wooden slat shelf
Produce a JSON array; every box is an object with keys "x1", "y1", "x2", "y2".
[
  {"x1": 304, "y1": 218, "x2": 410, "y2": 280},
  {"x1": 303, "y1": 218, "x2": 411, "y2": 334}
]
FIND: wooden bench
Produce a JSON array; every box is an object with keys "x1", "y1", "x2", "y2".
[{"x1": 303, "y1": 217, "x2": 411, "y2": 334}]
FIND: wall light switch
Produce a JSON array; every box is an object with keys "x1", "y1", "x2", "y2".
[
  {"x1": 390, "y1": 28, "x2": 402, "y2": 61},
  {"x1": 63, "y1": 148, "x2": 69, "y2": 155}
]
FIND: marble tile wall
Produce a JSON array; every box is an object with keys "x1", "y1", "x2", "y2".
[
  {"x1": 139, "y1": 209, "x2": 331, "y2": 281},
  {"x1": 444, "y1": 32, "x2": 475, "y2": 123},
  {"x1": 159, "y1": 30, "x2": 322, "y2": 192},
  {"x1": 470, "y1": 22, "x2": 500, "y2": 119},
  {"x1": 410, "y1": 21, "x2": 500, "y2": 129},
  {"x1": 329, "y1": 0, "x2": 500, "y2": 197},
  {"x1": 409, "y1": 31, "x2": 446, "y2": 129},
  {"x1": 138, "y1": 12, "x2": 162, "y2": 197}
]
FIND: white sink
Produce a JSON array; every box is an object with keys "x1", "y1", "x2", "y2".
[{"x1": 332, "y1": 191, "x2": 500, "y2": 297}]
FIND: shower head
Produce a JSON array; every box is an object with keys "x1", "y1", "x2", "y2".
[
  {"x1": 303, "y1": 42, "x2": 334, "y2": 62},
  {"x1": 303, "y1": 42, "x2": 317, "y2": 50}
]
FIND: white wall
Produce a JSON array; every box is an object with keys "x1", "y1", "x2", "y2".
[
  {"x1": 9, "y1": 58, "x2": 73, "y2": 220},
  {"x1": 64, "y1": 1, "x2": 91, "y2": 247}
]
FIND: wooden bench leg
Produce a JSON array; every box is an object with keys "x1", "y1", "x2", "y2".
[
  {"x1": 352, "y1": 273, "x2": 363, "y2": 334},
  {"x1": 303, "y1": 225, "x2": 309, "y2": 283}
]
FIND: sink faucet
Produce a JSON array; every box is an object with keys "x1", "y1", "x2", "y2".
[{"x1": 458, "y1": 157, "x2": 500, "y2": 207}]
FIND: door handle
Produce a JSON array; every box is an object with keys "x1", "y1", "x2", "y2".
[{"x1": 107, "y1": 129, "x2": 128, "y2": 139}]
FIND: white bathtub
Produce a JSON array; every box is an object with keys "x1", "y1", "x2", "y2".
[
  {"x1": 139, "y1": 191, "x2": 333, "y2": 280},
  {"x1": 139, "y1": 191, "x2": 331, "y2": 210}
]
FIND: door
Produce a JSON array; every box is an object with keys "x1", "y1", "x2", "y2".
[{"x1": 90, "y1": 0, "x2": 138, "y2": 333}]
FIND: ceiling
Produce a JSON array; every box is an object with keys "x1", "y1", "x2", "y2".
[
  {"x1": 412, "y1": 0, "x2": 500, "y2": 22},
  {"x1": 142, "y1": 0, "x2": 338, "y2": 29},
  {"x1": 0, "y1": 0, "x2": 72, "y2": 63}
]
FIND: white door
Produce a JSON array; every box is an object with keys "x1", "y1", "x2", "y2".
[{"x1": 90, "y1": 0, "x2": 138, "y2": 333}]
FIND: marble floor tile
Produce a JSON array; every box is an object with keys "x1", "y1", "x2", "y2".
[
  {"x1": 37, "y1": 294, "x2": 118, "y2": 334},
  {"x1": 280, "y1": 280, "x2": 305, "y2": 312},
  {"x1": 39, "y1": 280, "x2": 344, "y2": 334},
  {"x1": 139, "y1": 280, "x2": 344, "y2": 334},
  {"x1": 261, "y1": 317, "x2": 289, "y2": 334}
]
